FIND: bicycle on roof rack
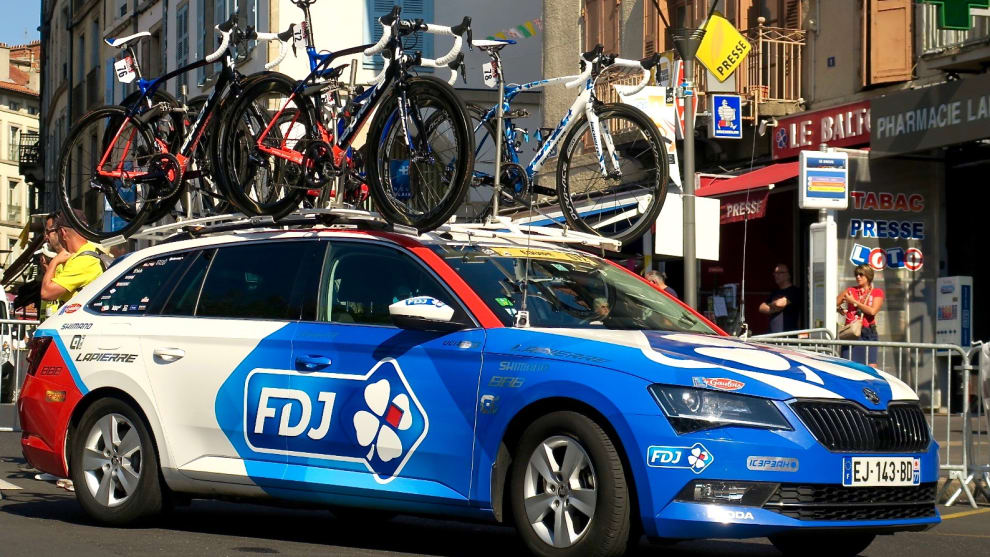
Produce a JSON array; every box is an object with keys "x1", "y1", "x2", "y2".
[
  {"x1": 464, "y1": 41, "x2": 669, "y2": 247},
  {"x1": 56, "y1": 12, "x2": 295, "y2": 243},
  {"x1": 212, "y1": 2, "x2": 476, "y2": 233}
]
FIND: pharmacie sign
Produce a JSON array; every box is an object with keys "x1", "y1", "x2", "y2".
[
  {"x1": 871, "y1": 72, "x2": 990, "y2": 158},
  {"x1": 772, "y1": 101, "x2": 871, "y2": 160}
]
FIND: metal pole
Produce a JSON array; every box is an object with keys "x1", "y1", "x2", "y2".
[
  {"x1": 682, "y1": 57, "x2": 697, "y2": 308},
  {"x1": 490, "y1": 54, "x2": 505, "y2": 222}
]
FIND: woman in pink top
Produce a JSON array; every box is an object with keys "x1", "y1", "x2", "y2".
[{"x1": 836, "y1": 264, "x2": 885, "y2": 365}]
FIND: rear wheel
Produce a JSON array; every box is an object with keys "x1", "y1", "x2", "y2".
[
  {"x1": 509, "y1": 411, "x2": 631, "y2": 557},
  {"x1": 70, "y1": 397, "x2": 164, "y2": 525},
  {"x1": 556, "y1": 103, "x2": 668, "y2": 246},
  {"x1": 365, "y1": 76, "x2": 474, "y2": 232},
  {"x1": 769, "y1": 533, "x2": 877, "y2": 556},
  {"x1": 213, "y1": 75, "x2": 312, "y2": 218},
  {"x1": 57, "y1": 106, "x2": 163, "y2": 242}
]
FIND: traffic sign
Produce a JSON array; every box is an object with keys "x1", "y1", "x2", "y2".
[
  {"x1": 696, "y1": 14, "x2": 752, "y2": 82},
  {"x1": 672, "y1": 61, "x2": 698, "y2": 140},
  {"x1": 709, "y1": 94, "x2": 742, "y2": 139}
]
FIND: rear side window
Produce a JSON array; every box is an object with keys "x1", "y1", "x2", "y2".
[
  {"x1": 195, "y1": 241, "x2": 325, "y2": 320},
  {"x1": 161, "y1": 250, "x2": 214, "y2": 316},
  {"x1": 89, "y1": 254, "x2": 192, "y2": 315}
]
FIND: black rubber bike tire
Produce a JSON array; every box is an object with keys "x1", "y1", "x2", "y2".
[
  {"x1": 508, "y1": 411, "x2": 632, "y2": 557},
  {"x1": 364, "y1": 76, "x2": 474, "y2": 232},
  {"x1": 57, "y1": 105, "x2": 160, "y2": 242},
  {"x1": 212, "y1": 74, "x2": 311, "y2": 218},
  {"x1": 556, "y1": 102, "x2": 669, "y2": 246},
  {"x1": 70, "y1": 397, "x2": 164, "y2": 526}
]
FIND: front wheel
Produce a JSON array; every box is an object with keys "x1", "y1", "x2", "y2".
[
  {"x1": 70, "y1": 397, "x2": 164, "y2": 525},
  {"x1": 509, "y1": 411, "x2": 632, "y2": 557},
  {"x1": 556, "y1": 103, "x2": 669, "y2": 247},
  {"x1": 365, "y1": 76, "x2": 474, "y2": 232}
]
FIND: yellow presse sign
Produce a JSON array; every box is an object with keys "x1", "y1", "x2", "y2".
[{"x1": 696, "y1": 15, "x2": 751, "y2": 82}]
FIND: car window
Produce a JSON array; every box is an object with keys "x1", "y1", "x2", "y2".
[
  {"x1": 433, "y1": 244, "x2": 717, "y2": 333},
  {"x1": 161, "y1": 250, "x2": 214, "y2": 316},
  {"x1": 320, "y1": 242, "x2": 459, "y2": 326},
  {"x1": 89, "y1": 253, "x2": 193, "y2": 315},
  {"x1": 196, "y1": 241, "x2": 325, "y2": 320}
]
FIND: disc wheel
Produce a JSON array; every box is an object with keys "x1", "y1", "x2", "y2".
[
  {"x1": 365, "y1": 76, "x2": 474, "y2": 232},
  {"x1": 556, "y1": 102, "x2": 669, "y2": 246},
  {"x1": 57, "y1": 105, "x2": 162, "y2": 242}
]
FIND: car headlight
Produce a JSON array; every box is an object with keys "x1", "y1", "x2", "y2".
[{"x1": 648, "y1": 384, "x2": 792, "y2": 434}]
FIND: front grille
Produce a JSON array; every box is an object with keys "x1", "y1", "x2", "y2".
[
  {"x1": 790, "y1": 401, "x2": 930, "y2": 453},
  {"x1": 764, "y1": 483, "x2": 937, "y2": 521}
]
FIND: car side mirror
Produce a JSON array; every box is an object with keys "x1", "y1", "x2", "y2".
[{"x1": 388, "y1": 296, "x2": 467, "y2": 332}]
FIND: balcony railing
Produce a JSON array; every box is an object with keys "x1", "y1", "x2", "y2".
[
  {"x1": 694, "y1": 18, "x2": 806, "y2": 119},
  {"x1": 921, "y1": 4, "x2": 990, "y2": 55},
  {"x1": 17, "y1": 131, "x2": 40, "y2": 166}
]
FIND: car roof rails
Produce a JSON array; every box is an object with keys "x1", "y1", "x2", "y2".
[
  {"x1": 427, "y1": 216, "x2": 622, "y2": 252},
  {"x1": 126, "y1": 208, "x2": 419, "y2": 244}
]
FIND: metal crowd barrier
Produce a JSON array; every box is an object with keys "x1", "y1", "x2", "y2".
[
  {"x1": 0, "y1": 318, "x2": 41, "y2": 432},
  {"x1": 748, "y1": 333, "x2": 990, "y2": 508}
]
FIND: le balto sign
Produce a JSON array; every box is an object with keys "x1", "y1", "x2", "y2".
[{"x1": 871, "y1": 72, "x2": 990, "y2": 158}]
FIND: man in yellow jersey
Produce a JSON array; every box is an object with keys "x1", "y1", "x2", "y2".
[
  {"x1": 40, "y1": 210, "x2": 107, "y2": 309},
  {"x1": 39, "y1": 213, "x2": 65, "y2": 319}
]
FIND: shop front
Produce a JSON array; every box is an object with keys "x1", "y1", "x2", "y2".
[{"x1": 871, "y1": 72, "x2": 990, "y2": 342}]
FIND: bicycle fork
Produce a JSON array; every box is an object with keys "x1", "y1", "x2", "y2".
[{"x1": 584, "y1": 99, "x2": 623, "y2": 180}]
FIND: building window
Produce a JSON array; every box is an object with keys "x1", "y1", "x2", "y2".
[
  {"x1": 28, "y1": 105, "x2": 38, "y2": 115},
  {"x1": 176, "y1": 3, "x2": 190, "y2": 95},
  {"x1": 92, "y1": 19, "x2": 100, "y2": 71},
  {"x1": 118, "y1": 0, "x2": 128, "y2": 18},
  {"x1": 9, "y1": 126, "x2": 20, "y2": 161},
  {"x1": 9, "y1": 101, "x2": 20, "y2": 112},
  {"x1": 8, "y1": 180, "x2": 21, "y2": 222},
  {"x1": 78, "y1": 34, "x2": 86, "y2": 83},
  {"x1": 584, "y1": 0, "x2": 620, "y2": 54},
  {"x1": 197, "y1": 0, "x2": 206, "y2": 84}
]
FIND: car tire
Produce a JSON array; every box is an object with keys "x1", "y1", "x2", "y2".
[
  {"x1": 769, "y1": 532, "x2": 877, "y2": 556},
  {"x1": 509, "y1": 411, "x2": 631, "y2": 557},
  {"x1": 70, "y1": 397, "x2": 164, "y2": 525}
]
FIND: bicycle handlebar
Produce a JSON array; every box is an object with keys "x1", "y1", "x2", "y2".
[
  {"x1": 608, "y1": 57, "x2": 652, "y2": 95},
  {"x1": 253, "y1": 23, "x2": 296, "y2": 70}
]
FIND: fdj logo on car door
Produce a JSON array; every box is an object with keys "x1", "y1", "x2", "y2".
[{"x1": 244, "y1": 358, "x2": 429, "y2": 483}]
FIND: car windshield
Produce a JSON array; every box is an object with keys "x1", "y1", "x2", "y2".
[{"x1": 432, "y1": 244, "x2": 717, "y2": 333}]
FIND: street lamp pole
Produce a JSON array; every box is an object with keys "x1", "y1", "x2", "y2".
[{"x1": 672, "y1": 28, "x2": 705, "y2": 309}]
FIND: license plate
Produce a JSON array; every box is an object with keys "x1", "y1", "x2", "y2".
[{"x1": 842, "y1": 457, "x2": 921, "y2": 487}]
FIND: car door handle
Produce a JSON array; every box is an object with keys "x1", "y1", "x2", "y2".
[
  {"x1": 153, "y1": 348, "x2": 186, "y2": 362},
  {"x1": 295, "y1": 355, "x2": 332, "y2": 371}
]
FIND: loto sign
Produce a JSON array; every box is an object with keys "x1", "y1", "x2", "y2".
[{"x1": 772, "y1": 101, "x2": 871, "y2": 160}]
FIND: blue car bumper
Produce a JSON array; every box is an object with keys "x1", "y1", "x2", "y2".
[{"x1": 619, "y1": 404, "x2": 941, "y2": 539}]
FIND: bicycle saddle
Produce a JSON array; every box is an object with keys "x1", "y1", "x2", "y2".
[
  {"x1": 472, "y1": 39, "x2": 516, "y2": 51},
  {"x1": 105, "y1": 31, "x2": 151, "y2": 49}
]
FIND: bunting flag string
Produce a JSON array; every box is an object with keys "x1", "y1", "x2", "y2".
[{"x1": 487, "y1": 18, "x2": 543, "y2": 41}]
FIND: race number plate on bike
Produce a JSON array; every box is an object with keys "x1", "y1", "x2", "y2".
[
  {"x1": 842, "y1": 457, "x2": 921, "y2": 487},
  {"x1": 482, "y1": 61, "x2": 498, "y2": 88},
  {"x1": 114, "y1": 56, "x2": 137, "y2": 84}
]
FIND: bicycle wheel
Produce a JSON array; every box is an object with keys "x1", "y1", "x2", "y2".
[
  {"x1": 213, "y1": 75, "x2": 312, "y2": 218},
  {"x1": 171, "y1": 95, "x2": 231, "y2": 218},
  {"x1": 57, "y1": 105, "x2": 164, "y2": 242},
  {"x1": 458, "y1": 105, "x2": 501, "y2": 222},
  {"x1": 556, "y1": 103, "x2": 669, "y2": 246},
  {"x1": 365, "y1": 76, "x2": 474, "y2": 232}
]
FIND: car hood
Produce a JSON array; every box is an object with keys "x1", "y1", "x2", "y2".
[{"x1": 485, "y1": 328, "x2": 917, "y2": 409}]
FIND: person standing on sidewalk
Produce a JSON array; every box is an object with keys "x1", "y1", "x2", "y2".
[
  {"x1": 837, "y1": 264, "x2": 885, "y2": 366},
  {"x1": 759, "y1": 264, "x2": 801, "y2": 333},
  {"x1": 40, "y1": 210, "x2": 107, "y2": 309}
]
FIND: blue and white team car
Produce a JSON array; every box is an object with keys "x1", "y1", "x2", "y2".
[{"x1": 19, "y1": 218, "x2": 938, "y2": 556}]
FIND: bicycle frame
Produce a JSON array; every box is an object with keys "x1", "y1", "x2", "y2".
[{"x1": 474, "y1": 66, "x2": 623, "y2": 183}]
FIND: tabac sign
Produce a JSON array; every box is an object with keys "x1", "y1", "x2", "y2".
[{"x1": 917, "y1": 0, "x2": 990, "y2": 30}]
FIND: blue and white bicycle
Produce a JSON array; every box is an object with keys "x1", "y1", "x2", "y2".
[{"x1": 465, "y1": 42, "x2": 668, "y2": 246}]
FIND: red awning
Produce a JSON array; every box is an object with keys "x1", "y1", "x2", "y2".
[{"x1": 697, "y1": 161, "x2": 800, "y2": 197}]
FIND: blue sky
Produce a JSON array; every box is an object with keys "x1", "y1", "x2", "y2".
[{"x1": 0, "y1": 0, "x2": 41, "y2": 46}]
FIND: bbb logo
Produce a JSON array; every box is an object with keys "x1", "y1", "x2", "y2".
[{"x1": 244, "y1": 358, "x2": 428, "y2": 483}]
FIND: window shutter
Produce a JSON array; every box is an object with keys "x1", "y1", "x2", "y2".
[
  {"x1": 585, "y1": 0, "x2": 602, "y2": 50},
  {"x1": 402, "y1": 0, "x2": 435, "y2": 67},
  {"x1": 644, "y1": 1, "x2": 657, "y2": 55},
  {"x1": 784, "y1": 0, "x2": 801, "y2": 29},
  {"x1": 869, "y1": 0, "x2": 913, "y2": 84},
  {"x1": 367, "y1": 0, "x2": 396, "y2": 69},
  {"x1": 604, "y1": 0, "x2": 620, "y2": 54}
]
